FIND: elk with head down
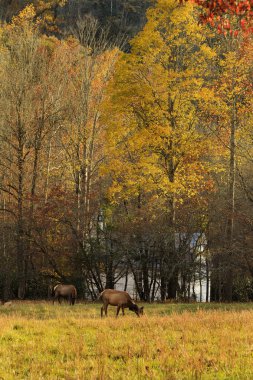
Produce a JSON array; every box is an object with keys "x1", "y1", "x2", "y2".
[
  {"x1": 52, "y1": 284, "x2": 77, "y2": 305},
  {"x1": 100, "y1": 289, "x2": 144, "y2": 317}
]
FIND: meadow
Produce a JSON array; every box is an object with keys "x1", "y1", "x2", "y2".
[{"x1": 0, "y1": 302, "x2": 253, "y2": 379}]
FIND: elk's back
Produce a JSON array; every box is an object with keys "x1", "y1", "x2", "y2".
[
  {"x1": 55, "y1": 285, "x2": 76, "y2": 297},
  {"x1": 101, "y1": 289, "x2": 131, "y2": 306}
]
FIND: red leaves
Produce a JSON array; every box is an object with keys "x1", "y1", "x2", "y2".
[
  {"x1": 189, "y1": 0, "x2": 253, "y2": 34},
  {"x1": 240, "y1": 18, "x2": 247, "y2": 29},
  {"x1": 223, "y1": 19, "x2": 231, "y2": 29}
]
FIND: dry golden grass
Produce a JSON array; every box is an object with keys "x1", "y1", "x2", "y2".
[{"x1": 0, "y1": 302, "x2": 253, "y2": 379}]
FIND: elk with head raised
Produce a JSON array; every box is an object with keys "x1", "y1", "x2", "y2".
[{"x1": 100, "y1": 289, "x2": 144, "y2": 317}]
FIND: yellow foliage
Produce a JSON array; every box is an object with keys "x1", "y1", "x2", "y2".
[
  {"x1": 11, "y1": 4, "x2": 36, "y2": 25},
  {"x1": 102, "y1": 0, "x2": 218, "y2": 211}
]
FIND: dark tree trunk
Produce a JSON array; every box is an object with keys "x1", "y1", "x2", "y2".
[
  {"x1": 206, "y1": 258, "x2": 209, "y2": 302},
  {"x1": 17, "y1": 117, "x2": 26, "y2": 300},
  {"x1": 141, "y1": 246, "x2": 150, "y2": 302},
  {"x1": 167, "y1": 272, "x2": 178, "y2": 299},
  {"x1": 223, "y1": 96, "x2": 237, "y2": 302},
  {"x1": 105, "y1": 253, "x2": 114, "y2": 289}
]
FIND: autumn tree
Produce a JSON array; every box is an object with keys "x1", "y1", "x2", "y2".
[
  {"x1": 0, "y1": 6, "x2": 69, "y2": 298},
  {"x1": 207, "y1": 32, "x2": 253, "y2": 301},
  {"x1": 0, "y1": 0, "x2": 66, "y2": 28},
  {"x1": 46, "y1": 16, "x2": 122, "y2": 295},
  {"x1": 103, "y1": 0, "x2": 217, "y2": 300}
]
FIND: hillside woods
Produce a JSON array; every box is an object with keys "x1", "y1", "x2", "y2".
[{"x1": 0, "y1": 1, "x2": 253, "y2": 302}]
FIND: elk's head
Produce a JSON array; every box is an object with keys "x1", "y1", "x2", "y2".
[{"x1": 129, "y1": 304, "x2": 144, "y2": 317}]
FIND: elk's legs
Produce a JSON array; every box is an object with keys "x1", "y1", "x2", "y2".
[
  {"x1": 116, "y1": 305, "x2": 121, "y2": 317},
  {"x1": 101, "y1": 303, "x2": 109, "y2": 318}
]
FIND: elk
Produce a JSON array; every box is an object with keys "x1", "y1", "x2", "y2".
[
  {"x1": 100, "y1": 289, "x2": 144, "y2": 317},
  {"x1": 52, "y1": 284, "x2": 77, "y2": 305}
]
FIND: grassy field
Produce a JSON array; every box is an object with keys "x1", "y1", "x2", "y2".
[{"x1": 1, "y1": 302, "x2": 253, "y2": 379}]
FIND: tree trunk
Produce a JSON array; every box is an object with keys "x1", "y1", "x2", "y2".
[
  {"x1": 105, "y1": 248, "x2": 114, "y2": 289},
  {"x1": 223, "y1": 96, "x2": 237, "y2": 302},
  {"x1": 165, "y1": 96, "x2": 178, "y2": 300},
  {"x1": 160, "y1": 255, "x2": 167, "y2": 301},
  {"x1": 17, "y1": 118, "x2": 26, "y2": 299},
  {"x1": 206, "y1": 257, "x2": 209, "y2": 302}
]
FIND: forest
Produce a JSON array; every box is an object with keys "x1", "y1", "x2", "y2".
[{"x1": 0, "y1": 0, "x2": 253, "y2": 302}]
